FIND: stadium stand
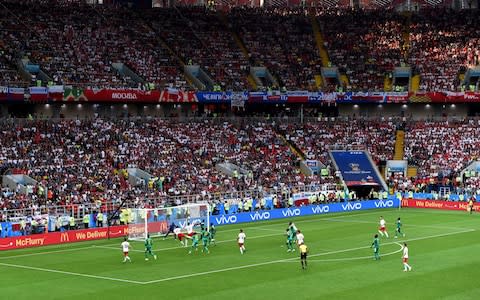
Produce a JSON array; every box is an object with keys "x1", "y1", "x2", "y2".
[
  {"x1": 408, "y1": 8, "x2": 480, "y2": 91},
  {"x1": 0, "y1": 2, "x2": 479, "y2": 91}
]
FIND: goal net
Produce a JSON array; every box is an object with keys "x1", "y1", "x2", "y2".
[{"x1": 127, "y1": 203, "x2": 210, "y2": 241}]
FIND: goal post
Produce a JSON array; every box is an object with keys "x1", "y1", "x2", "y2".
[{"x1": 127, "y1": 203, "x2": 210, "y2": 241}]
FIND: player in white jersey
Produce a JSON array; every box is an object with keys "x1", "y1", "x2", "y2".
[
  {"x1": 121, "y1": 237, "x2": 131, "y2": 263},
  {"x1": 402, "y1": 243, "x2": 412, "y2": 272},
  {"x1": 174, "y1": 227, "x2": 188, "y2": 247},
  {"x1": 186, "y1": 221, "x2": 199, "y2": 237},
  {"x1": 237, "y1": 229, "x2": 246, "y2": 254},
  {"x1": 296, "y1": 230, "x2": 305, "y2": 246},
  {"x1": 378, "y1": 216, "x2": 389, "y2": 238}
]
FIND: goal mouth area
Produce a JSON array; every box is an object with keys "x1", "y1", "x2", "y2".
[{"x1": 126, "y1": 204, "x2": 210, "y2": 241}]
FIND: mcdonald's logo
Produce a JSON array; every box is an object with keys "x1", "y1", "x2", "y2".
[{"x1": 60, "y1": 232, "x2": 70, "y2": 242}]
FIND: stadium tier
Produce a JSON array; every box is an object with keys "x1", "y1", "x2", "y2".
[
  {"x1": 0, "y1": 1, "x2": 479, "y2": 92},
  {"x1": 1, "y1": 117, "x2": 480, "y2": 217}
]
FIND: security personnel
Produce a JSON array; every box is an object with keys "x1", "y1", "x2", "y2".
[
  {"x1": 96, "y1": 211, "x2": 104, "y2": 228},
  {"x1": 83, "y1": 213, "x2": 90, "y2": 229},
  {"x1": 119, "y1": 210, "x2": 126, "y2": 225},
  {"x1": 224, "y1": 201, "x2": 230, "y2": 215},
  {"x1": 468, "y1": 198, "x2": 475, "y2": 214},
  {"x1": 20, "y1": 219, "x2": 27, "y2": 235},
  {"x1": 383, "y1": 190, "x2": 388, "y2": 200},
  {"x1": 69, "y1": 216, "x2": 76, "y2": 230},
  {"x1": 31, "y1": 219, "x2": 38, "y2": 234},
  {"x1": 238, "y1": 200, "x2": 244, "y2": 212}
]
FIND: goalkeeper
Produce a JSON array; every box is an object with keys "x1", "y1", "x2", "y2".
[
  {"x1": 145, "y1": 234, "x2": 157, "y2": 261},
  {"x1": 209, "y1": 224, "x2": 216, "y2": 246}
]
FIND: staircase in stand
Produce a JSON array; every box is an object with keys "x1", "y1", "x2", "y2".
[{"x1": 393, "y1": 130, "x2": 405, "y2": 161}]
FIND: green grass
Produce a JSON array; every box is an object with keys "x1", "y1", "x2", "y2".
[{"x1": 0, "y1": 208, "x2": 479, "y2": 300}]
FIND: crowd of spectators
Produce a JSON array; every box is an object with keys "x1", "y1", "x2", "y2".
[
  {"x1": 3, "y1": 116, "x2": 480, "y2": 223},
  {"x1": 0, "y1": 0, "x2": 186, "y2": 89},
  {"x1": 142, "y1": 7, "x2": 251, "y2": 91},
  {"x1": 404, "y1": 119, "x2": 480, "y2": 178},
  {"x1": 317, "y1": 8, "x2": 405, "y2": 91},
  {"x1": 1, "y1": 2, "x2": 480, "y2": 92},
  {"x1": 0, "y1": 118, "x2": 331, "y2": 212},
  {"x1": 229, "y1": 7, "x2": 321, "y2": 90},
  {"x1": 280, "y1": 119, "x2": 396, "y2": 166},
  {"x1": 408, "y1": 8, "x2": 480, "y2": 92}
]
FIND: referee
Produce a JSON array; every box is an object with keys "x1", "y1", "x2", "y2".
[{"x1": 299, "y1": 242, "x2": 308, "y2": 270}]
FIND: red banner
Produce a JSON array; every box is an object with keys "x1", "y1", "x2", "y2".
[
  {"x1": 81, "y1": 89, "x2": 161, "y2": 103},
  {"x1": 0, "y1": 221, "x2": 169, "y2": 251},
  {"x1": 0, "y1": 225, "x2": 124, "y2": 251},
  {"x1": 29, "y1": 87, "x2": 49, "y2": 102},
  {"x1": 61, "y1": 88, "x2": 198, "y2": 103},
  {"x1": 401, "y1": 199, "x2": 480, "y2": 211}
]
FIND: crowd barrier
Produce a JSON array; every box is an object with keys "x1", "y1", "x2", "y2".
[
  {"x1": 6, "y1": 198, "x2": 476, "y2": 251},
  {"x1": 0, "y1": 199, "x2": 400, "y2": 251},
  {"x1": 210, "y1": 199, "x2": 400, "y2": 226}
]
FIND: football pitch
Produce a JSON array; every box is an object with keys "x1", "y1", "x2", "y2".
[{"x1": 0, "y1": 208, "x2": 479, "y2": 300}]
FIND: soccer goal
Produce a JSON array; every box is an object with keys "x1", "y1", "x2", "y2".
[{"x1": 127, "y1": 203, "x2": 210, "y2": 241}]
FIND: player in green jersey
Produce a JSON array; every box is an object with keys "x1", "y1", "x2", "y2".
[
  {"x1": 144, "y1": 234, "x2": 157, "y2": 261},
  {"x1": 188, "y1": 232, "x2": 200, "y2": 254},
  {"x1": 285, "y1": 228, "x2": 295, "y2": 252},
  {"x1": 201, "y1": 229, "x2": 211, "y2": 254},
  {"x1": 288, "y1": 222, "x2": 298, "y2": 243},
  {"x1": 209, "y1": 224, "x2": 216, "y2": 246},
  {"x1": 394, "y1": 217, "x2": 405, "y2": 238},
  {"x1": 371, "y1": 234, "x2": 380, "y2": 260}
]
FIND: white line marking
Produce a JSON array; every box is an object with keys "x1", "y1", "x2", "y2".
[
  {"x1": 282, "y1": 242, "x2": 404, "y2": 263},
  {"x1": 0, "y1": 246, "x2": 95, "y2": 260},
  {"x1": 1, "y1": 229, "x2": 473, "y2": 285},
  {"x1": 141, "y1": 229, "x2": 475, "y2": 285},
  {"x1": 0, "y1": 262, "x2": 144, "y2": 284},
  {"x1": 100, "y1": 210, "x2": 385, "y2": 247},
  {"x1": 318, "y1": 218, "x2": 469, "y2": 230}
]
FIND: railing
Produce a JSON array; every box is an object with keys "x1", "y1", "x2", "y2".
[{"x1": 2, "y1": 183, "x2": 337, "y2": 221}]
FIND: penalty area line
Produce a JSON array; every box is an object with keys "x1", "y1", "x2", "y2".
[
  {"x1": 281, "y1": 242, "x2": 404, "y2": 263},
  {"x1": 142, "y1": 228, "x2": 475, "y2": 285}
]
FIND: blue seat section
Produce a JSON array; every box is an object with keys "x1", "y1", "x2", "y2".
[{"x1": 330, "y1": 150, "x2": 383, "y2": 187}]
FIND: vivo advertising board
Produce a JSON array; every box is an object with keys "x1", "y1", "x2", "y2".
[{"x1": 212, "y1": 199, "x2": 399, "y2": 226}]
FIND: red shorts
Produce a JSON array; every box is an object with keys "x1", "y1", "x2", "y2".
[
  {"x1": 188, "y1": 232, "x2": 195, "y2": 237},
  {"x1": 238, "y1": 243, "x2": 244, "y2": 247},
  {"x1": 403, "y1": 257, "x2": 408, "y2": 263},
  {"x1": 178, "y1": 233, "x2": 185, "y2": 241},
  {"x1": 123, "y1": 252, "x2": 128, "y2": 256},
  {"x1": 379, "y1": 227, "x2": 386, "y2": 232}
]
